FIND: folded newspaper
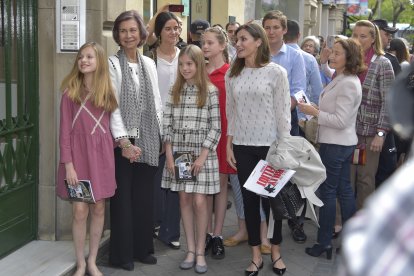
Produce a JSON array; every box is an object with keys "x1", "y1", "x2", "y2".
[{"x1": 243, "y1": 160, "x2": 295, "y2": 197}]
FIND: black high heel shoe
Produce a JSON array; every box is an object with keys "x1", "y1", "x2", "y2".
[
  {"x1": 305, "y1": 244, "x2": 333, "y2": 260},
  {"x1": 332, "y1": 228, "x2": 342, "y2": 239},
  {"x1": 245, "y1": 259, "x2": 263, "y2": 276},
  {"x1": 271, "y1": 256, "x2": 286, "y2": 275}
]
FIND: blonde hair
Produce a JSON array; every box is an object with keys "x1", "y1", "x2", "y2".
[
  {"x1": 202, "y1": 26, "x2": 230, "y2": 63},
  {"x1": 60, "y1": 42, "x2": 118, "y2": 112},
  {"x1": 354, "y1": 20, "x2": 384, "y2": 56},
  {"x1": 172, "y1": 45, "x2": 211, "y2": 108}
]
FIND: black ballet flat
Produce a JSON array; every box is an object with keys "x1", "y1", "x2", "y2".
[
  {"x1": 245, "y1": 259, "x2": 263, "y2": 276},
  {"x1": 110, "y1": 261, "x2": 134, "y2": 271},
  {"x1": 271, "y1": 256, "x2": 286, "y2": 275}
]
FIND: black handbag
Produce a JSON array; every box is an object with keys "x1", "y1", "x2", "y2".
[{"x1": 269, "y1": 181, "x2": 305, "y2": 220}]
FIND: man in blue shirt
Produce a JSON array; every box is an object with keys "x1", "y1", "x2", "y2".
[
  {"x1": 262, "y1": 10, "x2": 308, "y2": 247},
  {"x1": 284, "y1": 20, "x2": 323, "y2": 119},
  {"x1": 263, "y1": 11, "x2": 306, "y2": 137}
]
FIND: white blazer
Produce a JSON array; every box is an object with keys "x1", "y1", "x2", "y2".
[
  {"x1": 317, "y1": 74, "x2": 362, "y2": 146},
  {"x1": 108, "y1": 54, "x2": 163, "y2": 140}
]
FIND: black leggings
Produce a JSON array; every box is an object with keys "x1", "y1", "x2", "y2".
[{"x1": 233, "y1": 144, "x2": 282, "y2": 246}]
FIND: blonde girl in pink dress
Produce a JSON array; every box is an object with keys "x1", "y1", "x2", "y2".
[{"x1": 57, "y1": 42, "x2": 118, "y2": 276}]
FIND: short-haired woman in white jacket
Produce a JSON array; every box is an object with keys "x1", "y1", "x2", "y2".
[{"x1": 299, "y1": 38, "x2": 364, "y2": 258}]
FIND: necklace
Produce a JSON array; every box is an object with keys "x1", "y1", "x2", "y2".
[
  {"x1": 82, "y1": 83, "x2": 93, "y2": 100},
  {"x1": 127, "y1": 57, "x2": 138, "y2": 63},
  {"x1": 207, "y1": 60, "x2": 225, "y2": 74},
  {"x1": 125, "y1": 53, "x2": 138, "y2": 63},
  {"x1": 83, "y1": 83, "x2": 92, "y2": 92},
  {"x1": 158, "y1": 46, "x2": 176, "y2": 61}
]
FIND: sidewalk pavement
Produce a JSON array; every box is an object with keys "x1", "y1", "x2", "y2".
[{"x1": 97, "y1": 189, "x2": 341, "y2": 276}]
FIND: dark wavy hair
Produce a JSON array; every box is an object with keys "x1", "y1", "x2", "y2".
[
  {"x1": 229, "y1": 23, "x2": 270, "y2": 77},
  {"x1": 335, "y1": 38, "x2": 366, "y2": 75},
  {"x1": 112, "y1": 10, "x2": 148, "y2": 48},
  {"x1": 154, "y1": 12, "x2": 180, "y2": 39}
]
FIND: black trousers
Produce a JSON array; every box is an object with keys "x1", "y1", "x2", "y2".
[
  {"x1": 233, "y1": 144, "x2": 282, "y2": 246},
  {"x1": 290, "y1": 108, "x2": 299, "y2": 136},
  {"x1": 375, "y1": 133, "x2": 397, "y2": 187},
  {"x1": 109, "y1": 148, "x2": 158, "y2": 265},
  {"x1": 153, "y1": 153, "x2": 181, "y2": 243}
]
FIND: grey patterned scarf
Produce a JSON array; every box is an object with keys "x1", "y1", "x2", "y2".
[{"x1": 118, "y1": 48, "x2": 160, "y2": 166}]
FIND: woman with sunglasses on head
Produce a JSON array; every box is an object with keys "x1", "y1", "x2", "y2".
[{"x1": 350, "y1": 20, "x2": 394, "y2": 210}]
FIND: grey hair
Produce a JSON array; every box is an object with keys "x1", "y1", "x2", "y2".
[{"x1": 301, "y1": 35, "x2": 320, "y2": 54}]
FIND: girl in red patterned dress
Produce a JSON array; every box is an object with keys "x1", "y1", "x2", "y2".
[{"x1": 57, "y1": 42, "x2": 118, "y2": 276}]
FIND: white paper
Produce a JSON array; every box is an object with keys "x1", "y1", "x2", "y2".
[
  {"x1": 243, "y1": 160, "x2": 295, "y2": 198},
  {"x1": 295, "y1": 90, "x2": 314, "y2": 120}
]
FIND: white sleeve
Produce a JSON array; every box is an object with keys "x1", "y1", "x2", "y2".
[
  {"x1": 144, "y1": 56, "x2": 163, "y2": 135},
  {"x1": 273, "y1": 66, "x2": 292, "y2": 138},
  {"x1": 108, "y1": 56, "x2": 129, "y2": 140},
  {"x1": 225, "y1": 72, "x2": 235, "y2": 136}
]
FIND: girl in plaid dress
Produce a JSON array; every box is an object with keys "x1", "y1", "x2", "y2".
[{"x1": 162, "y1": 45, "x2": 221, "y2": 273}]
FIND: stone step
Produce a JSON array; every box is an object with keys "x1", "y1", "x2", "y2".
[{"x1": 0, "y1": 232, "x2": 109, "y2": 276}]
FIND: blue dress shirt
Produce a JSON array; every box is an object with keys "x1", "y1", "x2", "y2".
[
  {"x1": 270, "y1": 43, "x2": 306, "y2": 97},
  {"x1": 287, "y1": 43, "x2": 323, "y2": 105}
]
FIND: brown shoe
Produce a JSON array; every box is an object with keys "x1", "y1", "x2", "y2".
[
  {"x1": 260, "y1": 244, "x2": 271, "y2": 255},
  {"x1": 223, "y1": 235, "x2": 248, "y2": 247}
]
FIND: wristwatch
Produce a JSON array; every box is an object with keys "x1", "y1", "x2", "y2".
[{"x1": 376, "y1": 131, "x2": 385, "y2": 137}]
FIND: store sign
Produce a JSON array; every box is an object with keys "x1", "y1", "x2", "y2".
[
  {"x1": 322, "y1": 0, "x2": 369, "y2": 16},
  {"x1": 346, "y1": 0, "x2": 369, "y2": 16}
]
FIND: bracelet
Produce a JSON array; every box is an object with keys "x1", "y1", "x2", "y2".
[{"x1": 119, "y1": 143, "x2": 132, "y2": 149}]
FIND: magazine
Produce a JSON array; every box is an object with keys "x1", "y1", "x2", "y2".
[
  {"x1": 243, "y1": 160, "x2": 295, "y2": 198},
  {"x1": 65, "y1": 180, "x2": 96, "y2": 203},
  {"x1": 174, "y1": 151, "x2": 197, "y2": 182},
  {"x1": 294, "y1": 90, "x2": 313, "y2": 120}
]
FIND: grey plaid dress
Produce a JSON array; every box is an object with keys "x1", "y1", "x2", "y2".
[{"x1": 161, "y1": 83, "x2": 221, "y2": 194}]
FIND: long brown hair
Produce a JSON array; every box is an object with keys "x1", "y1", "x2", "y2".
[
  {"x1": 229, "y1": 23, "x2": 270, "y2": 77},
  {"x1": 60, "y1": 42, "x2": 118, "y2": 112},
  {"x1": 389, "y1": 38, "x2": 410, "y2": 63},
  {"x1": 171, "y1": 45, "x2": 211, "y2": 107}
]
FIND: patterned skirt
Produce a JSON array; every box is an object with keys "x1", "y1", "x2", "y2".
[{"x1": 161, "y1": 129, "x2": 220, "y2": 194}]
